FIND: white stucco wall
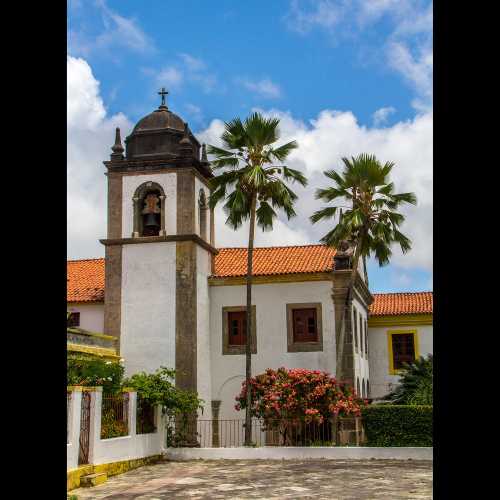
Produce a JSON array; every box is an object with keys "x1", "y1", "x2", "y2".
[
  {"x1": 120, "y1": 242, "x2": 176, "y2": 377},
  {"x1": 209, "y1": 281, "x2": 336, "y2": 421},
  {"x1": 68, "y1": 303, "x2": 105, "y2": 333},
  {"x1": 352, "y1": 297, "x2": 370, "y2": 398},
  {"x1": 122, "y1": 173, "x2": 177, "y2": 238},
  {"x1": 368, "y1": 323, "x2": 433, "y2": 399},
  {"x1": 196, "y1": 245, "x2": 213, "y2": 419}
]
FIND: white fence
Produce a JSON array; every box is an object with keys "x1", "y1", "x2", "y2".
[{"x1": 67, "y1": 387, "x2": 165, "y2": 471}]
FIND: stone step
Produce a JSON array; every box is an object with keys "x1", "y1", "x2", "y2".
[{"x1": 80, "y1": 472, "x2": 108, "y2": 487}]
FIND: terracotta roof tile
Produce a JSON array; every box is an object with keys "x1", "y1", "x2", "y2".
[
  {"x1": 213, "y1": 245, "x2": 337, "y2": 278},
  {"x1": 67, "y1": 246, "x2": 337, "y2": 303},
  {"x1": 67, "y1": 258, "x2": 105, "y2": 303},
  {"x1": 370, "y1": 292, "x2": 433, "y2": 316},
  {"x1": 68, "y1": 250, "x2": 433, "y2": 317}
]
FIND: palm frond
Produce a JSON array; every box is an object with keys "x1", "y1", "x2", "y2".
[
  {"x1": 270, "y1": 140, "x2": 298, "y2": 162},
  {"x1": 310, "y1": 206, "x2": 340, "y2": 224}
]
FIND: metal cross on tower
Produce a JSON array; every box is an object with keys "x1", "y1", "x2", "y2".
[{"x1": 158, "y1": 87, "x2": 169, "y2": 107}]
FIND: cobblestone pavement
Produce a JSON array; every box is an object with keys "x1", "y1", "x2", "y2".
[{"x1": 71, "y1": 459, "x2": 432, "y2": 499}]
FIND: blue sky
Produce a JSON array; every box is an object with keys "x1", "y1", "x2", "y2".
[{"x1": 67, "y1": 0, "x2": 433, "y2": 293}]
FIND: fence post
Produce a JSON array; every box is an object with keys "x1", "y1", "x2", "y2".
[
  {"x1": 127, "y1": 390, "x2": 137, "y2": 437},
  {"x1": 355, "y1": 416, "x2": 360, "y2": 446},
  {"x1": 211, "y1": 400, "x2": 221, "y2": 448},
  {"x1": 156, "y1": 405, "x2": 165, "y2": 453},
  {"x1": 67, "y1": 387, "x2": 83, "y2": 470},
  {"x1": 88, "y1": 387, "x2": 103, "y2": 465},
  {"x1": 331, "y1": 415, "x2": 338, "y2": 446}
]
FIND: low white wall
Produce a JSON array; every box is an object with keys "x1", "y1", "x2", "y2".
[
  {"x1": 67, "y1": 388, "x2": 164, "y2": 471},
  {"x1": 166, "y1": 446, "x2": 433, "y2": 461},
  {"x1": 67, "y1": 390, "x2": 82, "y2": 470},
  {"x1": 90, "y1": 391, "x2": 165, "y2": 466}
]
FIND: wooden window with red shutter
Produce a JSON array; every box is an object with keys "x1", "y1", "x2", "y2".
[
  {"x1": 392, "y1": 333, "x2": 416, "y2": 369},
  {"x1": 227, "y1": 310, "x2": 247, "y2": 346},
  {"x1": 292, "y1": 308, "x2": 318, "y2": 343}
]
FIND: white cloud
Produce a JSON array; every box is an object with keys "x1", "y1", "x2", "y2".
[
  {"x1": 68, "y1": 57, "x2": 432, "y2": 275},
  {"x1": 286, "y1": 0, "x2": 346, "y2": 34},
  {"x1": 185, "y1": 103, "x2": 204, "y2": 124},
  {"x1": 198, "y1": 107, "x2": 432, "y2": 271},
  {"x1": 148, "y1": 53, "x2": 219, "y2": 95},
  {"x1": 285, "y1": 1, "x2": 433, "y2": 111},
  {"x1": 179, "y1": 53, "x2": 206, "y2": 72},
  {"x1": 372, "y1": 106, "x2": 396, "y2": 126},
  {"x1": 67, "y1": 56, "x2": 132, "y2": 259},
  {"x1": 387, "y1": 40, "x2": 432, "y2": 112},
  {"x1": 238, "y1": 78, "x2": 282, "y2": 99},
  {"x1": 156, "y1": 67, "x2": 184, "y2": 89},
  {"x1": 69, "y1": 0, "x2": 154, "y2": 57}
]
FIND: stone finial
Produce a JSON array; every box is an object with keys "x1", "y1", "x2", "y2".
[
  {"x1": 111, "y1": 127, "x2": 124, "y2": 160},
  {"x1": 201, "y1": 143, "x2": 208, "y2": 163},
  {"x1": 333, "y1": 240, "x2": 355, "y2": 270},
  {"x1": 179, "y1": 122, "x2": 194, "y2": 156}
]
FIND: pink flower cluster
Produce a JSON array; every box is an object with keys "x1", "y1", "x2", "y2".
[{"x1": 235, "y1": 367, "x2": 365, "y2": 422}]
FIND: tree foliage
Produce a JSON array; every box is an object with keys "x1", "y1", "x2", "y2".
[
  {"x1": 235, "y1": 367, "x2": 365, "y2": 424},
  {"x1": 123, "y1": 367, "x2": 204, "y2": 417},
  {"x1": 208, "y1": 112, "x2": 307, "y2": 445},
  {"x1": 67, "y1": 355, "x2": 124, "y2": 394},
  {"x1": 310, "y1": 153, "x2": 417, "y2": 381},
  {"x1": 384, "y1": 354, "x2": 433, "y2": 405},
  {"x1": 208, "y1": 112, "x2": 307, "y2": 231},
  {"x1": 311, "y1": 153, "x2": 417, "y2": 266}
]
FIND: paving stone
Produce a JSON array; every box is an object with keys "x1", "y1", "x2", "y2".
[{"x1": 71, "y1": 459, "x2": 432, "y2": 499}]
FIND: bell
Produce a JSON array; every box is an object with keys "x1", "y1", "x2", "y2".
[{"x1": 144, "y1": 213, "x2": 160, "y2": 229}]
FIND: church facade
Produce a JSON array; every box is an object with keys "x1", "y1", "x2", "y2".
[{"x1": 67, "y1": 99, "x2": 433, "y2": 421}]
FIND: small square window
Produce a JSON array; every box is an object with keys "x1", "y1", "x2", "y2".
[
  {"x1": 388, "y1": 330, "x2": 419, "y2": 374},
  {"x1": 292, "y1": 308, "x2": 318, "y2": 342},
  {"x1": 228, "y1": 311, "x2": 247, "y2": 346},
  {"x1": 222, "y1": 306, "x2": 256, "y2": 355},
  {"x1": 287, "y1": 303, "x2": 323, "y2": 352},
  {"x1": 67, "y1": 312, "x2": 80, "y2": 328}
]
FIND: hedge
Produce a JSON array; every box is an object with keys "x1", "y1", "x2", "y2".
[{"x1": 361, "y1": 405, "x2": 432, "y2": 446}]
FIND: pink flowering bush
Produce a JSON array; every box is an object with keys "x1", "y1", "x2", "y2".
[{"x1": 235, "y1": 367, "x2": 365, "y2": 425}]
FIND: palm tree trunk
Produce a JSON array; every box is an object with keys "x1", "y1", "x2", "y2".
[
  {"x1": 335, "y1": 240, "x2": 363, "y2": 385},
  {"x1": 244, "y1": 194, "x2": 257, "y2": 446}
]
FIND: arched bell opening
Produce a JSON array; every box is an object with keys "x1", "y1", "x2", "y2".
[
  {"x1": 132, "y1": 182, "x2": 166, "y2": 238},
  {"x1": 198, "y1": 189, "x2": 208, "y2": 241}
]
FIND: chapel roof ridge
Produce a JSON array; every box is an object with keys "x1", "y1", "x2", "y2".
[
  {"x1": 217, "y1": 243, "x2": 329, "y2": 250},
  {"x1": 372, "y1": 290, "x2": 433, "y2": 295},
  {"x1": 68, "y1": 257, "x2": 105, "y2": 263}
]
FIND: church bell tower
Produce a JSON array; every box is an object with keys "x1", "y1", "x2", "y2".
[{"x1": 101, "y1": 90, "x2": 215, "y2": 410}]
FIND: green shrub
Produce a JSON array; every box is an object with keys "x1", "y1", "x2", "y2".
[
  {"x1": 384, "y1": 355, "x2": 433, "y2": 404},
  {"x1": 67, "y1": 356, "x2": 124, "y2": 394},
  {"x1": 100, "y1": 408, "x2": 128, "y2": 439},
  {"x1": 362, "y1": 405, "x2": 432, "y2": 446}
]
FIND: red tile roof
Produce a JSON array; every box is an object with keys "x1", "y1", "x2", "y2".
[
  {"x1": 213, "y1": 245, "x2": 337, "y2": 278},
  {"x1": 67, "y1": 252, "x2": 433, "y2": 318},
  {"x1": 67, "y1": 258, "x2": 105, "y2": 303},
  {"x1": 370, "y1": 292, "x2": 433, "y2": 316},
  {"x1": 67, "y1": 246, "x2": 337, "y2": 303}
]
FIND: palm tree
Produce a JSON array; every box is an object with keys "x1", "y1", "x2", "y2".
[
  {"x1": 208, "y1": 112, "x2": 307, "y2": 445},
  {"x1": 310, "y1": 153, "x2": 417, "y2": 383},
  {"x1": 384, "y1": 354, "x2": 433, "y2": 404}
]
